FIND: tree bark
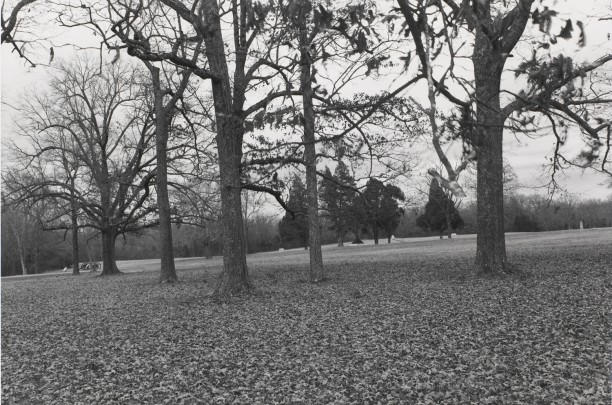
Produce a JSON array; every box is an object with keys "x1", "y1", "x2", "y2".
[
  {"x1": 203, "y1": 1, "x2": 250, "y2": 297},
  {"x1": 151, "y1": 67, "x2": 178, "y2": 284},
  {"x1": 473, "y1": 5, "x2": 508, "y2": 274},
  {"x1": 13, "y1": 228, "x2": 28, "y2": 275},
  {"x1": 71, "y1": 196, "x2": 80, "y2": 276},
  {"x1": 300, "y1": 18, "x2": 325, "y2": 283},
  {"x1": 337, "y1": 232, "x2": 344, "y2": 247},
  {"x1": 100, "y1": 227, "x2": 120, "y2": 275},
  {"x1": 243, "y1": 220, "x2": 250, "y2": 255},
  {"x1": 215, "y1": 158, "x2": 250, "y2": 295},
  {"x1": 32, "y1": 246, "x2": 38, "y2": 274}
]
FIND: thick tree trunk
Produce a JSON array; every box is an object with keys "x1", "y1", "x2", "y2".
[
  {"x1": 151, "y1": 68, "x2": 178, "y2": 283},
  {"x1": 100, "y1": 227, "x2": 120, "y2": 275},
  {"x1": 243, "y1": 221, "x2": 250, "y2": 255},
  {"x1": 215, "y1": 165, "x2": 250, "y2": 295},
  {"x1": 202, "y1": 1, "x2": 251, "y2": 298},
  {"x1": 473, "y1": 7, "x2": 508, "y2": 274},
  {"x1": 71, "y1": 198, "x2": 80, "y2": 276},
  {"x1": 210, "y1": 98, "x2": 250, "y2": 296},
  {"x1": 300, "y1": 23, "x2": 325, "y2": 283},
  {"x1": 373, "y1": 226, "x2": 379, "y2": 245},
  {"x1": 475, "y1": 137, "x2": 507, "y2": 272}
]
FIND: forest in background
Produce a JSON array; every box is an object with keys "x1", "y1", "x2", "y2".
[{"x1": 3, "y1": 190, "x2": 610, "y2": 277}]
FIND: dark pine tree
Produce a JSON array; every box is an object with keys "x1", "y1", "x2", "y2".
[
  {"x1": 416, "y1": 179, "x2": 464, "y2": 239},
  {"x1": 360, "y1": 178, "x2": 406, "y2": 244},
  {"x1": 319, "y1": 161, "x2": 357, "y2": 247},
  {"x1": 379, "y1": 184, "x2": 406, "y2": 243},
  {"x1": 279, "y1": 175, "x2": 309, "y2": 249}
]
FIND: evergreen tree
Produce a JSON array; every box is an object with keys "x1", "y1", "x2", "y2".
[
  {"x1": 379, "y1": 184, "x2": 406, "y2": 243},
  {"x1": 417, "y1": 179, "x2": 464, "y2": 239},
  {"x1": 319, "y1": 161, "x2": 357, "y2": 246},
  {"x1": 278, "y1": 176, "x2": 309, "y2": 249},
  {"x1": 360, "y1": 178, "x2": 406, "y2": 244}
]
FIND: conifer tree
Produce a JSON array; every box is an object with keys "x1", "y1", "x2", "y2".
[
  {"x1": 417, "y1": 179, "x2": 464, "y2": 239},
  {"x1": 319, "y1": 161, "x2": 357, "y2": 246},
  {"x1": 278, "y1": 176, "x2": 309, "y2": 249},
  {"x1": 360, "y1": 178, "x2": 406, "y2": 244}
]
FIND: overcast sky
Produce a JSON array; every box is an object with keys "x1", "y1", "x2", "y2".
[{"x1": 2, "y1": 0, "x2": 611, "y2": 202}]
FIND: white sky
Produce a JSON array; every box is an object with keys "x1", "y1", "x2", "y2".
[{"x1": 2, "y1": 0, "x2": 611, "y2": 202}]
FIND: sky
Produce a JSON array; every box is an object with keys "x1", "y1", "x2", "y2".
[{"x1": 1, "y1": 0, "x2": 611, "y2": 203}]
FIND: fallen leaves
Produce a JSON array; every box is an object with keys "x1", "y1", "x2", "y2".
[{"x1": 2, "y1": 230, "x2": 611, "y2": 403}]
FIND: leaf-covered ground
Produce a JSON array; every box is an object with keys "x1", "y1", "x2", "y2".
[{"x1": 2, "y1": 229, "x2": 611, "y2": 404}]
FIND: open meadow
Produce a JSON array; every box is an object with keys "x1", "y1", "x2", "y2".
[{"x1": 2, "y1": 229, "x2": 611, "y2": 404}]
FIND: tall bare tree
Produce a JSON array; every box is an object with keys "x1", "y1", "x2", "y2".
[
  {"x1": 4, "y1": 57, "x2": 159, "y2": 275},
  {"x1": 65, "y1": 0, "x2": 305, "y2": 296}
]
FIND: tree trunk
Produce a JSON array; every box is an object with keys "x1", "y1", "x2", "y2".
[
  {"x1": 210, "y1": 97, "x2": 250, "y2": 296},
  {"x1": 337, "y1": 232, "x2": 344, "y2": 247},
  {"x1": 473, "y1": 7, "x2": 508, "y2": 274},
  {"x1": 373, "y1": 225, "x2": 379, "y2": 245},
  {"x1": 15, "y1": 233, "x2": 28, "y2": 275},
  {"x1": 33, "y1": 246, "x2": 39, "y2": 274},
  {"x1": 151, "y1": 67, "x2": 178, "y2": 283},
  {"x1": 387, "y1": 234, "x2": 391, "y2": 244},
  {"x1": 71, "y1": 198, "x2": 80, "y2": 276},
  {"x1": 243, "y1": 221, "x2": 250, "y2": 255},
  {"x1": 215, "y1": 168, "x2": 250, "y2": 295},
  {"x1": 300, "y1": 20, "x2": 325, "y2": 283},
  {"x1": 202, "y1": 1, "x2": 251, "y2": 298},
  {"x1": 100, "y1": 227, "x2": 120, "y2": 275}
]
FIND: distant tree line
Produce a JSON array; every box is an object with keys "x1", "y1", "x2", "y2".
[
  {"x1": 397, "y1": 193, "x2": 612, "y2": 237},
  {"x1": 4, "y1": 186, "x2": 610, "y2": 277}
]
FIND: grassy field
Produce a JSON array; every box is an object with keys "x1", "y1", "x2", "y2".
[{"x1": 2, "y1": 229, "x2": 611, "y2": 404}]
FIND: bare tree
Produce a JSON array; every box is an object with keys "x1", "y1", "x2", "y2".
[
  {"x1": 1, "y1": 0, "x2": 41, "y2": 66},
  {"x1": 72, "y1": 1, "x2": 207, "y2": 282},
  {"x1": 4, "y1": 57, "x2": 159, "y2": 275}
]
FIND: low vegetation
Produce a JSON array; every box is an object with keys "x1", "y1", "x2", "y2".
[{"x1": 2, "y1": 230, "x2": 610, "y2": 404}]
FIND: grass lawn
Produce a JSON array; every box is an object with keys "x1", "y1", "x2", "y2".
[{"x1": 2, "y1": 229, "x2": 611, "y2": 404}]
